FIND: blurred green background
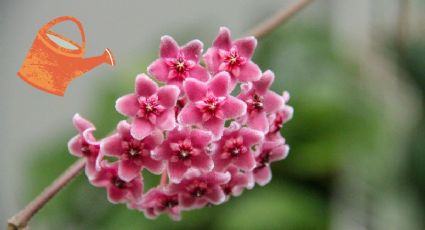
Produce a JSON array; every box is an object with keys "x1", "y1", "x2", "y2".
[{"x1": 25, "y1": 18, "x2": 425, "y2": 230}]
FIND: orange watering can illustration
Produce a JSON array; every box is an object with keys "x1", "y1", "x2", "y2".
[{"x1": 18, "y1": 16, "x2": 115, "y2": 96}]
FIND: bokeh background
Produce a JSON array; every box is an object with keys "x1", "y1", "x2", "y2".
[{"x1": 1, "y1": 0, "x2": 424, "y2": 229}]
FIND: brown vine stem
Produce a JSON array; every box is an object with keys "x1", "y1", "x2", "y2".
[
  {"x1": 7, "y1": 159, "x2": 85, "y2": 230},
  {"x1": 6, "y1": 0, "x2": 313, "y2": 229}
]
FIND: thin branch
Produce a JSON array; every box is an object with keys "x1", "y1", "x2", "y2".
[
  {"x1": 248, "y1": 0, "x2": 314, "y2": 39},
  {"x1": 6, "y1": 1, "x2": 314, "y2": 229},
  {"x1": 7, "y1": 159, "x2": 85, "y2": 230}
]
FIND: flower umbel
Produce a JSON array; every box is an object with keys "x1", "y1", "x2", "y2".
[{"x1": 68, "y1": 27, "x2": 293, "y2": 220}]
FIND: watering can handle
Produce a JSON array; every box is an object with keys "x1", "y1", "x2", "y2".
[{"x1": 40, "y1": 16, "x2": 86, "y2": 50}]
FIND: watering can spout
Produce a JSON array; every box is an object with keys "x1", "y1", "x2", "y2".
[{"x1": 79, "y1": 48, "x2": 115, "y2": 74}]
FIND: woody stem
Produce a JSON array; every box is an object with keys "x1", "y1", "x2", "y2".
[
  {"x1": 6, "y1": 0, "x2": 313, "y2": 229},
  {"x1": 7, "y1": 159, "x2": 85, "y2": 230}
]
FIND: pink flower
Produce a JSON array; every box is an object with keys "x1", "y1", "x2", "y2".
[
  {"x1": 101, "y1": 120, "x2": 164, "y2": 182},
  {"x1": 148, "y1": 36, "x2": 209, "y2": 90},
  {"x1": 115, "y1": 74, "x2": 180, "y2": 140},
  {"x1": 268, "y1": 91, "x2": 294, "y2": 135},
  {"x1": 221, "y1": 166, "x2": 254, "y2": 198},
  {"x1": 178, "y1": 71, "x2": 246, "y2": 138},
  {"x1": 238, "y1": 70, "x2": 285, "y2": 133},
  {"x1": 68, "y1": 114, "x2": 100, "y2": 180},
  {"x1": 90, "y1": 161, "x2": 143, "y2": 204},
  {"x1": 212, "y1": 125, "x2": 263, "y2": 172},
  {"x1": 253, "y1": 136, "x2": 289, "y2": 186},
  {"x1": 203, "y1": 27, "x2": 261, "y2": 87},
  {"x1": 137, "y1": 187, "x2": 181, "y2": 221},
  {"x1": 153, "y1": 127, "x2": 213, "y2": 183},
  {"x1": 167, "y1": 169, "x2": 230, "y2": 209}
]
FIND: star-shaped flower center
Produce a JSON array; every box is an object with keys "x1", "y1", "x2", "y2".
[
  {"x1": 222, "y1": 137, "x2": 247, "y2": 159},
  {"x1": 222, "y1": 48, "x2": 246, "y2": 70},
  {"x1": 166, "y1": 54, "x2": 195, "y2": 80},
  {"x1": 137, "y1": 96, "x2": 165, "y2": 122},
  {"x1": 246, "y1": 94, "x2": 264, "y2": 113},
  {"x1": 170, "y1": 139, "x2": 198, "y2": 162},
  {"x1": 160, "y1": 196, "x2": 179, "y2": 209},
  {"x1": 187, "y1": 179, "x2": 208, "y2": 198},
  {"x1": 196, "y1": 94, "x2": 226, "y2": 121},
  {"x1": 122, "y1": 139, "x2": 145, "y2": 160},
  {"x1": 79, "y1": 139, "x2": 99, "y2": 157},
  {"x1": 112, "y1": 176, "x2": 127, "y2": 189}
]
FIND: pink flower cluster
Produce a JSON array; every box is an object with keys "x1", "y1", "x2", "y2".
[{"x1": 68, "y1": 27, "x2": 293, "y2": 221}]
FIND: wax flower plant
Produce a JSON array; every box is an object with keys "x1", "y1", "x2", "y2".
[{"x1": 68, "y1": 27, "x2": 293, "y2": 220}]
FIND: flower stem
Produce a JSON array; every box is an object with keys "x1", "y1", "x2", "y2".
[
  {"x1": 6, "y1": 1, "x2": 313, "y2": 229},
  {"x1": 248, "y1": 0, "x2": 314, "y2": 39},
  {"x1": 7, "y1": 159, "x2": 85, "y2": 230},
  {"x1": 160, "y1": 170, "x2": 168, "y2": 186}
]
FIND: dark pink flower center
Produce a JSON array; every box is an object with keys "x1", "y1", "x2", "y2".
[
  {"x1": 112, "y1": 176, "x2": 127, "y2": 189},
  {"x1": 222, "y1": 137, "x2": 247, "y2": 159},
  {"x1": 186, "y1": 179, "x2": 209, "y2": 198},
  {"x1": 223, "y1": 48, "x2": 246, "y2": 70},
  {"x1": 159, "y1": 196, "x2": 179, "y2": 209},
  {"x1": 254, "y1": 151, "x2": 270, "y2": 172},
  {"x1": 122, "y1": 139, "x2": 146, "y2": 162},
  {"x1": 170, "y1": 139, "x2": 199, "y2": 163},
  {"x1": 137, "y1": 96, "x2": 164, "y2": 120},
  {"x1": 79, "y1": 139, "x2": 99, "y2": 157},
  {"x1": 221, "y1": 184, "x2": 232, "y2": 195},
  {"x1": 270, "y1": 113, "x2": 284, "y2": 134},
  {"x1": 166, "y1": 54, "x2": 195, "y2": 80},
  {"x1": 246, "y1": 94, "x2": 264, "y2": 113},
  {"x1": 196, "y1": 94, "x2": 226, "y2": 121}
]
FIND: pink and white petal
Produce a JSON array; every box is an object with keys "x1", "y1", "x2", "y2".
[
  {"x1": 168, "y1": 162, "x2": 188, "y2": 183},
  {"x1": 248, "y1": 112, "x2": 269, "y2": 133},
  {"x1": 180, "y1": 194, "x2": 197, "y2": 209},
  {"x1": 208, "y1": 171, "x2": 231, "y2": 184},
  {"x1": 117, "y1": 120, "x2": 132, "y2": 140},
  {"x1": 235, "y1": 153, "x2": 256, "y2": 171},
  {"x1": 203, "y1": 48, "x2": 221, "y2": 74},
  {"x1": 183, "y1": 78, "x2": 207, "y2": 101},
  {"x1": 205, "y1": 187, "x2": 226, "y2": 205},
  {"x1": 190, "y1": 129, "x2": 213, "y2": 148},
  {"x1": 212, "y1": 156, "x2": 230, "y2": 172},
  {"x1": 263, "y1": 91, "x2": 285, "y2": 113},
  {"x1": 240, "y1": 127, "x2": 263, "y2": 146},
  {"x1": 213, "y1": 27, "x2": 232, "y2": 50},
  {"x1": 147, "y1": 59, "x2": 169, "y2": 82},
  {"x1": 159, "y1": 35, "x2": 179, "y2": 58},
  {"x1": 157, "y1": 85, "x2": 180, "y2": 108},
  {"x1": 143, "y1": 156, "x2": 164, "y2": 175},
  {"x1": 151, "y1": 146, "x2": 171, "y2": 160},
  {"x1": 107, "y1": 186, "x2": 127, "y2": 204},
  {"x1": 178, "y1": 104, "x2": 203, "y2": 125},
  {"x1": 191, "y1": 154, "x2": 214, "y2": 171},
  {"x1": 237, "y1": 61, "x2": 261, "y2": 82},
  {"x1": 68, "y1": 135, "x2": 83, "y2": 157},
  {"x1": 115, "y1": 94, "x2": 139, "y2": 117},
  {"x1": 128, "y1": 179, "x2": 143, "y2": 201},
  {"x1": 254, "y1": 166, "x2": 272, "y2": 186},
  {"x1": 131, "y1": 118, "x2": 154, "y2": 140},
  {"x1": 209, "y1": 71, "x2": 230, "y2": 97},
  {"x1": 182, "y1": 39, "x2": 203, "y2": 61},
  {"x1": 234, "y1": 36, "x2": 257, "y2": 59},
  {"x1": 253, "y1": 70, "x2": 274, "y2": 95},
  {"x1": 101, "y1": 134, "x2": 124, "y2": 157},
  {"x1": 270, "y1": 144, "x2": 289, "y2": 162},
  {"x1": 72, "y1": 113, "x2": 94, "y2": 133},
  {"x1": 135, "y1": 74, "x2": 158, "y2": 97},
  {"x1": 189, "y1": 65, "x2": 210, "y2": 82},
  {"x1": 85, "y1": 158, "x2": 98, "y2": 180},
  {"x1": 118, "y1": 159, "x2": 142, "y2": 182},
  {"x1": 156, "y1": 109, "x2": 176, "y2": 131},
  {"x1": 222, "y1": 96, "x2": 247, "y2": 119},
  {"x1": 143, "y1": 131, "x2": 164, "y2": 150},
  {"x1": 202, "y1": 117, "x2": 224, "y2": 138}
]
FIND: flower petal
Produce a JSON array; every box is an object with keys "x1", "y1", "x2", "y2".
[
  {"x1": 168, "y1": 162, "x2": 188, "y2": 183},
  {"x1": 205, "y1": 187, "x2": 226, "y2": 205},
  {"x1": 156, "y1": 109, "x2": 176, "y2": 130},
  {"x1": 203, "y1": 48, "x2": 221, "y2": 74},
  {"x1": 213, "y1": 27, "x2": 232, "y2": 50},
  {"x1": 240, "y1": 127, "x2": 263, "y2": 146},
  {"x1": 189, "y1": 65, "x2": 210, "y2": 82},
  {"x1": 190, "y1": 129, "x2": 212, "y2": 148},
  {"x1": 160, "y1": 35, "x2": 179, "y2": 58},
  {"x1": 115, "y1": 94, "x2": 139, "y2": 117},
  {"x1": 72, "y1": 114, "x2": 94, "y2": 133},
  {"x1": 119, "y1": 159, "x2": 142, "y2": 182},
  {"x1": 254, "y1": 166, "x2": 272, "y2": 186},
  {"x1": 143, "y1": 156, "x2": 164, "y2": 175},
  {"x1": 178, "y1": 104, "x2": 202, "y2": 125},
  {"x1": 131, "y1": 118, "x2": 154, "y2": 140},
  {"x1": 157, "y1": 85, "x2": 180, "y2": 108},
  {"x1": 107, "y1": 186, "x2": 127, "y2": 204},
  {"x1": 191, "y1": 153, "x2": 213, "y2": 171},
  {"x1": 143, "y1": 131, "x2": 164, "y2": 150},
  {"x1": 248, "y1": 112, "x2": 269, "y2": 133},
  {"x1": 263, "y1": 91, "x2": 284, "y2": 113},
  {"x1": 235, "y1": 152, "x2": 256, "y2": 171},
  {"x1": 237, "y1": 61, "x2": 261, "y2": 82},
  {"x1": 101, "y1": 134, "x2": 123, "y2": 157},
  {"x1": 147, "y1": 59, "x2": 169, "y2": 82},
  {"x1": 222, "y1": 96, "x2": 247, "y2": 119},
  {"x1": 183, "y1": 78, "x2": 207, "y2": 101},
  {"x1": 68, "y1": 135, "x2": 83, "y2": 157},
  {"x1": 135, "y1": 74, "x2": 158, "y2": 97},
  {"x1": 234, "y1": 36, "x2": 257, "y2": 59},
  {"x1": 182, "y1": 39, "x2": 203, "y2": 61},
  {"x1": 209, "y1": 71, "x2": 230, "y2": 97},
  {"x1": 253, "y1": 70, "x2": 274, "y2": 95},
  {"x1": 202, "y1": 117, "x2": 224, "y2": 138}
]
